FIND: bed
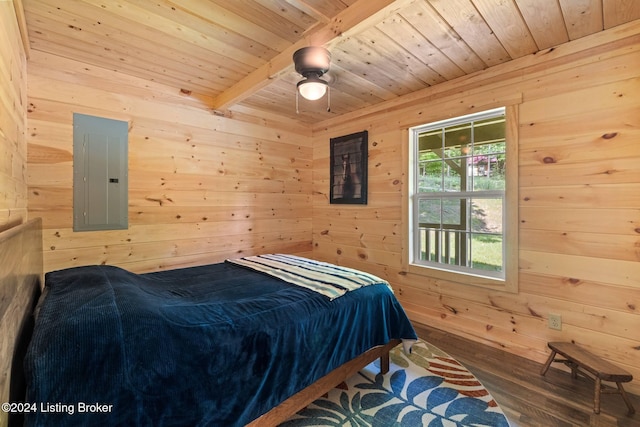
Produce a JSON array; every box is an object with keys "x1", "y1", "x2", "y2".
[{"x1": 2, "y1": 221, "x2": 416, "y2": 426}]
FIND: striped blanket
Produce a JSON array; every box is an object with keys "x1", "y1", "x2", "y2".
[{"x1": 226, "y1": 254, "x2": 390, "y2": 300}]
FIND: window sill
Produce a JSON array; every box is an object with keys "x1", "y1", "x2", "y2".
[{"x1": 406, "y1": 262, "x2": 518, "y2": 293}]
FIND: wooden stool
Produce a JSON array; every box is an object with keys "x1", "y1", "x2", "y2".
[{"x1": 540, "y1": 342, "x2": 635, "y2": 415}]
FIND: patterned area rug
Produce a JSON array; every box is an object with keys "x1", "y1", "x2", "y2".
[{"x1": 281, "y1": 339, "x2": 510, "y2": 426}]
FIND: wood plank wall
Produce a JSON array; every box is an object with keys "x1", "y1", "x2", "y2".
[
  {"x1": 26, "y1": 51, "x2": 313, "y2": 274},
  {"x1": 0, "y1": 1, "x2": 28, "y2": 228},
  {"x1": 311, "y1": 22, "x2": 640, "y2": 394}
]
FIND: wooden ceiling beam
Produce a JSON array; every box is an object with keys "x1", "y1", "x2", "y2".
[
  {"x1": 211, "y1": 0, "x2": 414, "y2": 112},
  {"x1": 283, "y1": 0, "x2": 332, "y2": 24}
]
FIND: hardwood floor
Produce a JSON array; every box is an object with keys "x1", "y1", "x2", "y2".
[{"x1": 413, "y1": 323, "x2": 640, "y2": 427}]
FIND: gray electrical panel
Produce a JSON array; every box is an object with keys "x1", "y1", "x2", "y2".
[{"x1": 73, "y1": 113, "x2": 128, "y2": 232}]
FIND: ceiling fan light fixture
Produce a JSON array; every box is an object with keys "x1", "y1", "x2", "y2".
[
  {"x1": 293, "y1": 46, "x2": 331, "y2": 105},
  {"x1": 297, "y1": 73, "x2": 328, "y2": 100}
]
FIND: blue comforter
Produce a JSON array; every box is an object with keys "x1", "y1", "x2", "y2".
[{"x1": 25, "y1": 261, "x2": 416, "y2": 426}]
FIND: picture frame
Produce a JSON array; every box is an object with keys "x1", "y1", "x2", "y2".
[{"x1": 330, "y1": 130, "x2": 368, "y2": 204}]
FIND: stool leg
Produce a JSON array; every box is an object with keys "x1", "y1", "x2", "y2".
[
  {"x1": 569, "y1": 362, "x2": 579, "y2": 379},
  {"x1": 540, "y1": 350, "x2": 556, "y2": 376},
  {"x1": 617, "y1": 382, "x2": 636, "y2": 415},
  {"x1": 594, "y1": 377, "x2": 601, "y2": 414}
]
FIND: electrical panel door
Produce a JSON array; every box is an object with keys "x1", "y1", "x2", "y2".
[{"x1": 73, "y1": 113, "x2": 128, "y2": 231}]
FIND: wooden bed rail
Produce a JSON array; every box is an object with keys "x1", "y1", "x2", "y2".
[
  {"x1": 0, "y1": 218, "x2": 43, "y2": 427},
  {"x1": 247, "y1": 338, "x2": 401, "y2": 426}
]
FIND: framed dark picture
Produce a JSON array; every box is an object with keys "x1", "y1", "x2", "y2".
[{"x1": 330, "y1": 130, "x2": 368, "y2": 204}]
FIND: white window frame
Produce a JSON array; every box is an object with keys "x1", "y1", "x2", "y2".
[{"x1": 407, "y1": 106, "x2": 518, "y2": 292}]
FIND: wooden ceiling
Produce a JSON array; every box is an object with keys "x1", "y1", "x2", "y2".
[{"x1": 20, "y1": 0, "x2": 640, "y2": 124}]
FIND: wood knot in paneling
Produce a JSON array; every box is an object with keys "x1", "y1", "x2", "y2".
[
  {"x1": 527, "y1": 306, "x2": 542, "y2": 318},
  {"x1": 602, "y1": 132, "x2": 618, "y2": 139},
  {"x1": 145, "y1": 196, "x2": 174, "y2": 206},
  {"x1": 443, "y1": 304, "x2": 458, "y2": 314}
]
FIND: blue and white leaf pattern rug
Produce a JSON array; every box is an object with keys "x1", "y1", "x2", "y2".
[{"x1": 281, "y1": 339, "x2": 510, "y2": 426}]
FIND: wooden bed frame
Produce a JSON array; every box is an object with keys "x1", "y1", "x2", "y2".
[
  {"x1": 249, "y1": 338, "x2": 400, "y2": 425},
  {"x1": 0, "y1": 218, "x2": 399, "y2": 426},
  {"x1": 0, "y1": 218, "x2": 43, "y2": 427}
]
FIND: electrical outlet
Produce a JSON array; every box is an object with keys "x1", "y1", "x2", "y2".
[{"x1": 548, "y1": 313, "x2": 562, "y2": 331}]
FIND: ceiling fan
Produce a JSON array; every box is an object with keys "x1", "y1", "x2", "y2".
[{"x1": 293, "y1": 46, "x2": 331, "y2": 113}]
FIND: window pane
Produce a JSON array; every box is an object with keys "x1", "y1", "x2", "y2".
[
  {"x1": 418, "y1": 228, "x2": 438, "y2": 262},
  {"x1": 418, "y1": 130, "x2": 442, "y2": 151},
  {"x1": 470, "y1": 233, "x2": 503, "y2": 272},
  {"x1": 443, "y1": 159, "x2": 464, "y2": 192},
  {"x1": 442, "y1": 198, "x2": 465, "y2": 227},
  {"x1": 418, "y1": 199, "x2": 441, "y2": 226},
  {"x1": 419, "y1": 161, "x2": 443, "y2": 191},
  {"x1": 471, "y1": 198, "x2": 502, "y2": 233},
  {"x1": 444, "y1": 123, "x2": 471, "y2": 154},
  {"x1": 416, "y1": 195, "x2": 439, "y2": 263},
  {"x1": 474, "y1": 116, "x2": 505, "y2": 144},
  {"x1": 418, "y1": 227, "x2": 470, "y2": 265},
  {"x1": 473, "y1": 141, "x2": 505, "y2": 191}
]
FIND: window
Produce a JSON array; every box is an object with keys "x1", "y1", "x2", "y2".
[{"x1": 409, "y1": 107, "x2": 517, "y2": 290}]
